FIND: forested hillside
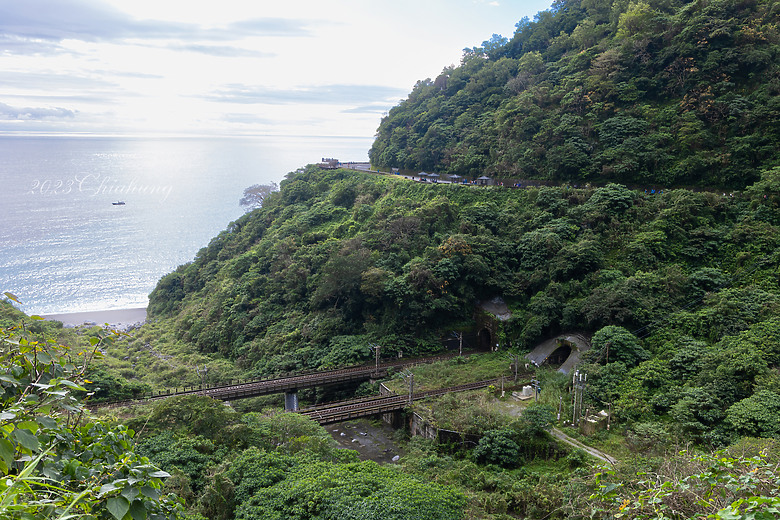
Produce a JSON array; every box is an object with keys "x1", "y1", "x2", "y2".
[
  {"x1": 370, "y1": 0, "x2": 780, "y2": 189},
  {"x1": 147, "y1": 164, "x2": 780, "y2": 442},
  {"x1": 143, "y1": 0, "x2": 780, "y2": 456},
  {"x1": 8, "y1": 1, "x2": 780, "y2": 518}
]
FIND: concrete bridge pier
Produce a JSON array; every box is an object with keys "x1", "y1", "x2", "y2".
[
  {"x1": 381, "y1": 409, "x2": 404, "y2": 429},
  {"x1": 284, "y1": 390, "x2": 299, "y2": 411}
]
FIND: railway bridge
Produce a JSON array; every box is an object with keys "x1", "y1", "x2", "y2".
[
  {"x1": 298, "y1": 379, "x2": 504, "y2": 424},
  {"x1": 95, "y1": 353, "x2": 460, "y2": 409}
]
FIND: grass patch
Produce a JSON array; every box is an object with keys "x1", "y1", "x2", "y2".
[
  {"x1": 413, "y1": 390, "x2": 514, "y2": 434},
  {"x1": 385, "y1": 352, "x2": 533, "y2": 393},
  {"x1": 94, "y1": 317, "x2": 248, "y2": 392}
]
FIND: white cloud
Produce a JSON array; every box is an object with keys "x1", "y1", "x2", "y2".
[
  {"x1": 160, "y1": 43, "x2": 274, "y2": 58},
  {"x1": 0, "y1": 0, "x2": 553, "y2": 136},
  {"x1": 0, "y1": 0, "x2": 311, "y2": 54},
  {"x1": 0, "y1": 102, "x2": 76, "y2": 120},
  {"x1": 205, "y1": 84, "x2": 408, "y2": 106}
]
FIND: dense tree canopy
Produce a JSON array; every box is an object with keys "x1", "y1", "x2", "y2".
[
  {"x1": 370, "y1": 0, "x2": 780, "y2": 190},
  {"x1": 140, "y1": 163, "x2": 780, "y2": 453},
  {"x1": 147, "y1": 166, "x2": 779, "y2": 385}
]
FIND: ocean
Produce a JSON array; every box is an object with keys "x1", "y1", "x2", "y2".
[{"x1": 0, "y1": 135, "x2": 372, "y2": 315}]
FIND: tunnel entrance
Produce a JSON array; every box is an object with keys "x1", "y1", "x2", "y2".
[
  {"x1": 478, "y1": 328, "x2": 493, "y2": 351},
  {"x1": 546, "y1": 343, "x2": 572, "y2": 366}
]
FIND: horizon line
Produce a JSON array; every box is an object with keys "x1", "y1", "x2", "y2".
[{"x1": 0, "y1": 131, "x2": 377, "y2": 140}]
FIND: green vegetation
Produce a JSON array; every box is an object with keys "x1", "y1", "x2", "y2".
[
  {"x1": 371, "y1": 0, "x2": 780, "y2": 190},
  {"x1": 589, "y1": 438, "x2": 780, "y2": 519},
  {"x1": 0, "y1": 310, "x2": 181, "y2": 519},
  {"x1": 383, "y1": 354, "x2": 514, "y2": 393},
  {"x1": 142, "y1": 164, "x2": 780, "y2": 447},
  {"x1": 114, "y1": 396, "x2": 470, "y2": 520},
  {"x1": 21, "y1": 150, "x2": 777, "y2": 519},
  {"x1": 399, "y1": 436, "x2": 579, "y2": 519},
  {"x1": 146, "y1": 166, "x2": 780, "y2": 384},
  {"x1": 230, "y1": 457, "x2": 466, "y2": 520},
  {"x1": 117, "y1": 157, "x2": 780, "y2": 517},
  {"x1": 7, "y1": 0, "x2": 780, "y2": 517},
  {"x1": 419, "y1": 390, "x2": 514, "y2": 434}
]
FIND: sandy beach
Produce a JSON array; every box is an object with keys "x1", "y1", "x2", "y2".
[{"x1": 41, "y1": 307, "x2": 147, "y2": 329}]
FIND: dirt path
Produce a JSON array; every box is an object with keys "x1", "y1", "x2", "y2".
[{"x1": 550, "y1": 427, "x2": 617, "y2": 465}]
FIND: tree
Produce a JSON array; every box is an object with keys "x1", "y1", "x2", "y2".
[
  {"x1": 233, "y1": 458, "x2": 466, "y2": 520},
  {"x1": 582, "y1": 183, "x2": 636, "y2": 218},
  {"x1": 670, "y1": 386, "x2": 727, "y2": 444},
  {"x1": 481, "y1": 33, "x2": 509, "y2": 58},
  {"x1": 473, "y1": 429, "x2": 521, "y2": 467},
  {"x1": 135, "y1": 431, "x2": 215, "y2": 494},
  {"x1": 616, "y1": 1, "x2": 659, "y2": 39},
  {"x1": 589, "y1": 325, "x2": 649, "y2": 366},
  {"x1": 726, "y1": 390, "x2": 780, "y2": 438},
  {"x1": 239, "y1": 182, "x2": 278, "y2": 212},
  {"x1": 241, "y1": 410, "x2": 340, "y2": 453},
  {"x1": 144, "y1": 394, "x2": 240, "y2": 439},
  {"x1": 311, "y1": 240, "x2": 372, "y2": 311},
  {"x1": 516, "y1": 404, "x2": 556, "y2": 436},
  {"x1": 590, "y1": 444, "x2": 780, "y2": 519}
]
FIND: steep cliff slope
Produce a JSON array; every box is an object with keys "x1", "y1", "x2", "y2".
[{"x1": 371, "y1": 0, "x2": 780, "y2": 189}]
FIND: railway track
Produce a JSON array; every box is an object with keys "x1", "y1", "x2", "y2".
[
  {"x1": 94, "y1": 352, "x2": 465, "y2": 408},
  {"x1": 299, "y1": 379, "x2": 505, "y2": 424}
]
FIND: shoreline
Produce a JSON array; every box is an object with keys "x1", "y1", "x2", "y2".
[{"x1": 41, "y1": 307, "x2": 147, "y2": 329}]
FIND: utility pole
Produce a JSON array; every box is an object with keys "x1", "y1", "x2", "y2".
[
  {"x1": 508, "y1": 353, "x2": 521, "y2": 382},
  {"x1": 571, "y1": 370, "x2": 588, "y2": 426},
  {"x1": 400, "y1": 369, "x2": 414, "y2": 406},
  {"x1": 451, "y1": 331, "x2": 464, "y2": 356},
  {"x1": 572, "y1": 371, "x2": 578, "y2": 425},
  {"x1": 581, "y1": 373, "x2": 587, "y2": 423},
  {"x1": 369, "y1": 343, "x2": 381, "y2": 375},
  {"x1": 572, "y1": 370, "x2": 587, "y2": 426},
  {"x1": 196, "y1": 365, "x2": 208, "y2": 394}
]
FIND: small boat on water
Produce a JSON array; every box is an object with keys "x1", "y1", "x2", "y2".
[{"x1": 112, "y1": 201, "x2": 126, "y2": 205}]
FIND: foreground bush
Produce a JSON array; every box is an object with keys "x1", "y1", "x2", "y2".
[{"x1": 0, "y1": 309, "x2": 181, "y2": 520}]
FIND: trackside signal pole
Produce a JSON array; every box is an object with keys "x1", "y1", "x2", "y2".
[
  {"x1": 508, "y1": 353, "x2": 521, "y2": 382},
  {"x1": 196, "y1": 365, "x2": 208, "y2": 394},
  {"x1": 369, "y1": 343, "x2": 381, "y2": 375},
  {"x1": 531, "y1": 378, "x2": 540, "y2": 402},
  {"x1": 572, "y1": 370, "x2": 587, "y2": 426},
  {"x1": 451, "y1": 331, "x2": 464, "y2": 356},
  {"x1": 400, "y1": 369, "x2": 414, "y2": 406}
]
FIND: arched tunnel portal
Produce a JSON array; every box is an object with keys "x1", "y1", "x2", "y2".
[
  {"x1": 545, "y1": 343, "x2": 572, "y2": 366},
  {"x1": 478, "y1": 328, "x2": 493, "y2": 351}
]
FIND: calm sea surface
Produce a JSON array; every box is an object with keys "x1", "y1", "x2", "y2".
[{"x1": 0, "y1": 135, "x2": 371, "y2": 314}]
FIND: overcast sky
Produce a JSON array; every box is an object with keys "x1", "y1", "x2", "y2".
[{"x1": 0, "y1": 0, "x2": 552, "y2": 138}]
